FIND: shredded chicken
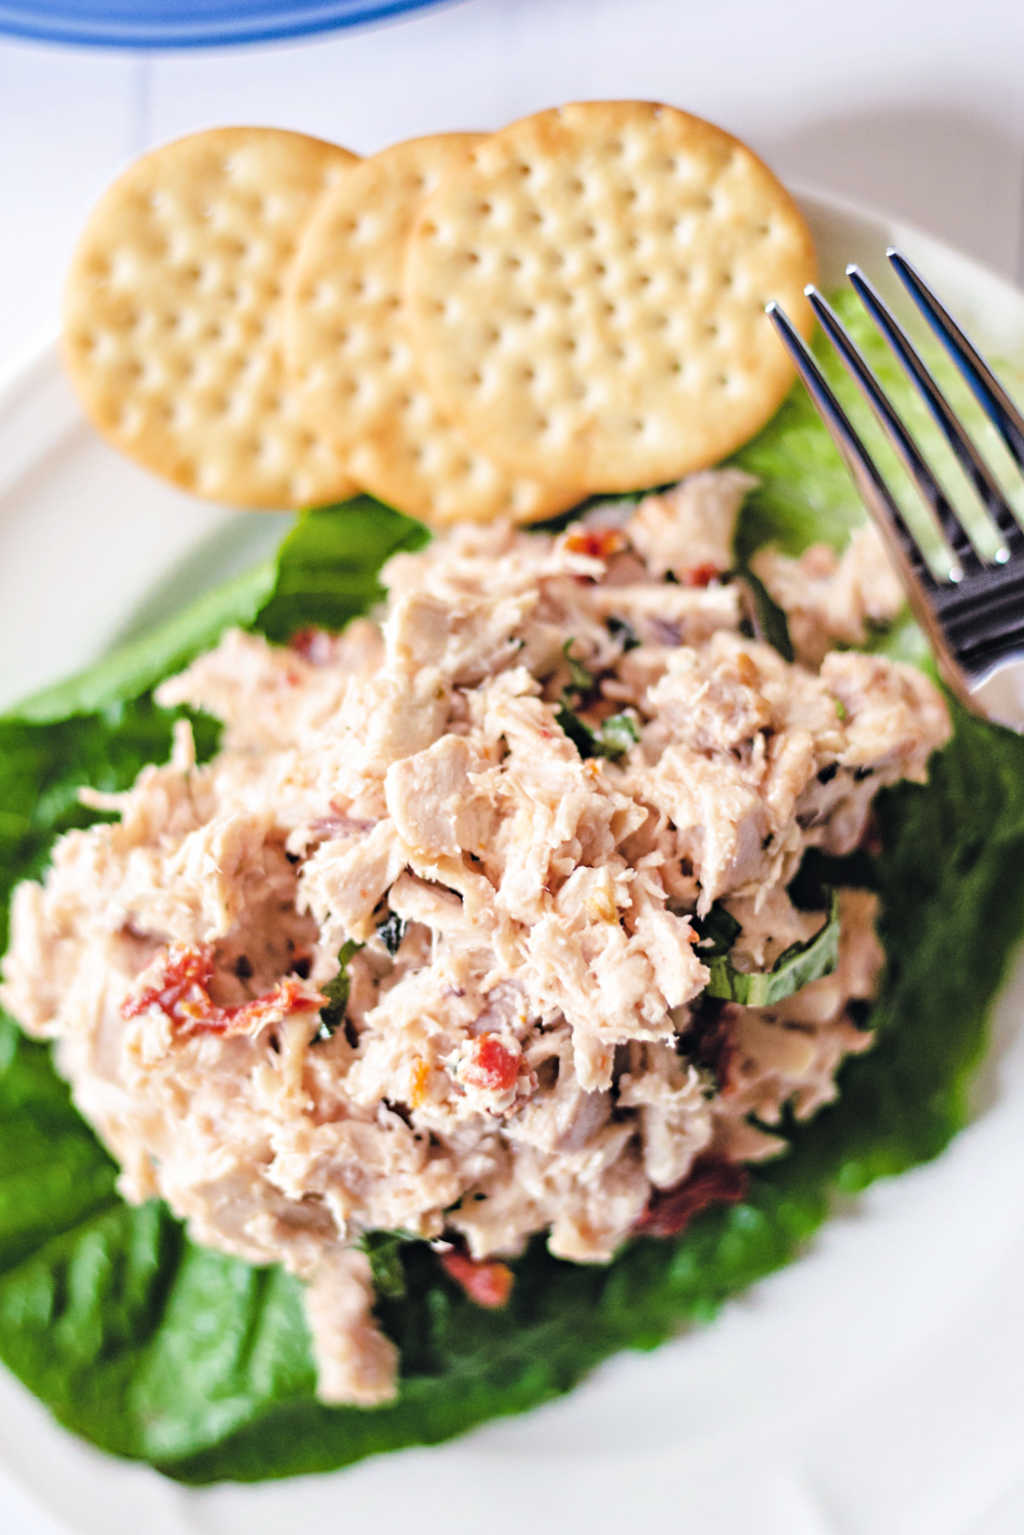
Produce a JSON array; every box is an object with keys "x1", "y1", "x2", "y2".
[
  {"x1": 752, "y1": 524, "x2": 906, "y2": 666},
  {"x1": 1, "y1": 473, "x2": 950, "y2": 1406}
]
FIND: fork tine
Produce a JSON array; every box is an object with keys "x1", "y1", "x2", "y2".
[
  {"x1": 847, "y1": 262, "x2": 1021, "y2": 556},
  {"x1": 765, "y1": 301, "x2": 939, "y2": 595},
  {"x1": 888, "y1": 248, "x2": 1024, "y2": 474},
  {"x1": 806, "y1": 284, "x2": 971, "y2": 579}
]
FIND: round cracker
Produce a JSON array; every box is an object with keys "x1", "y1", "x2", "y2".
[
  {"x1": 283, "y1": 133, "x2": 576, "y2": 526},
  {"x1": 63, "y1": 127, "x2": 361, "y2": 509},
  {"x1": 404, "y1": 101, "x2": 816, "y2": 493}
]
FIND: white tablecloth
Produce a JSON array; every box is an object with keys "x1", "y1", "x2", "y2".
[{"x1": 1, "y1": 1, "x2": 1023, "y2": 1527}]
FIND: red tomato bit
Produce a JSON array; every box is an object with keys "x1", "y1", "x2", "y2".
[
  {"x1": 565, "y1": 527, "x2": 626, "y2": 561},
  {"x1": 288, "y1": 626, "x2": 334, "y2": 664},
  {"x1": 633, "y1": 1157, "x2": 748, "y2": 1238},
  {"x1": 464, "y1": 1034, "x2": 520, "y2": 1092},
  {"x1": 121, "y1": 944, "x2": 322, "y2": 1036},
  {"x1": 121, "y1": 944, "x2": 215, "y2": 1024},
  {"x1": 220, "y1": 975, "x2": 324, "y2": 1034},
  {"x1": 680, "y1": 562, "x2": 721, "y2": 588},
  {"x1": 440, "y1": 1249, "x2": 514, "y2": 1308}
]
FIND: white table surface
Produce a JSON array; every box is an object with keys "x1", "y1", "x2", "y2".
[{"x1": 2, "y1": 2, "x2": 1024, "y2": 1528}]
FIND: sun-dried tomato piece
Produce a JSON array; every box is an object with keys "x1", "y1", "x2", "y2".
[
  {"x1": 215, "y1": 975, "x2": 323, "y2": 1036},
  {"x1": 121, "y1": 945, "x2": 322, "y2": 1036},
  {"x1": 565, "y1": 527, "x2": 626, "y2": 561},
  {"x1": 440, "y1": 1249, "x2": 514, "y2": 1308},
  {"x1": 121, "y1": 944, "x2": 215, "y2": 1024},
  {"x1": 634, "y1": 1157, "x2": 748, "y2": 1238},
  {"x1": 681, "y1": 561, "x2": 721, "y2": 588},
  {"x1": 288, "y1": 626, "x2": 334, "y2": 664}
]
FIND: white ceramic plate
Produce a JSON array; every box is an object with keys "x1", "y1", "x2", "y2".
[{"x1": 2, "y1": 189, "x2": 1024, "y2": 1535}]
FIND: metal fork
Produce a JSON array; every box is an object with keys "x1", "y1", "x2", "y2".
[{"x1": 765, "y1": 251, "x2": 1024, "y2": 713}]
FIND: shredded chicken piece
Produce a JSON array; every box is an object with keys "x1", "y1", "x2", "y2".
[
  {"x1": 0, "y1": 473, "x2": 950, "y2": 1406},
  {"x1": 752, "y1": 524, "x2": 906, "y2": 666},
  {"x1": 304, "y1": 1249, "x2": 400, "y2": 1406}
]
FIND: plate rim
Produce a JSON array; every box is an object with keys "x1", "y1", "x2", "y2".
[{"x1": 0, "y1": 0, "x2": 448, "y2": 50}]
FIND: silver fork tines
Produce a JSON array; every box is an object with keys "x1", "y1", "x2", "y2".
[
  {"x1": 846, "y1": 264, "x2": 1021, "y2": 560},
  {"x1": 805, "y1": 283, "x2": 974, "y2": 580},
  {"x1": 766, "y1": 254, "x2": 1024, "y2": 707},
  {"x1": 888, "y1": 250, "x2": 1024, "y2": 474}
]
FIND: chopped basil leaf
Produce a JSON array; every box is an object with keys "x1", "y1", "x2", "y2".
[
  {"x1": 316, "y1": 938, "x2": 364, "y2": 1040},
  {"x1": 694, "y1": 903, "x2": 742, "y2": 959},
  {"x1": 555, "y1": 702, "x2": 599, "y2": 757},
  {"x1": 700, "y1": 891, "x2": 840, "y2": 1007},
  {"x1": 556, "y1": 642, "x2": 639, "y2": 756},
  {"x1": 597, "y1": 712, "x2": 640, "y2": 756},
  {"x1": 607, "y1": 615, "x2": 641, "y2": 651},
  {"x1": 741, "y1": 567, "x2": 794, "y2": 662},
  {"x1": 375, "y1": 911, "x2": 407, "y2": 956},
  {"x1": 360, "y1": 1231, "x2": 408, "y2": 1300},
  {"x1": 562, "y1": 638, "x2": 595, "y2": 697},
  {"x1": 555, "y1": 705, "x2": 639, "y2": 760},
  {"x1": 835, "y1": 698, "x2": 849, "y2": 721}
]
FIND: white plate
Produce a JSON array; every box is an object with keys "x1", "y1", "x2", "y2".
[{"x1": 2, "y1": 189, "x2": 1024, "y2": 1535}]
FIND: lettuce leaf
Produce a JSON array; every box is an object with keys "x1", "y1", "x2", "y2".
[{"x1": 1, "y1": 304, "x2": 1023, "y2": 1482}]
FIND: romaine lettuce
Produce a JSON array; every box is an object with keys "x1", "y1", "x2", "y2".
[{"x1": 1, "y1": 294, "x2": 1022, "y2": 1482}]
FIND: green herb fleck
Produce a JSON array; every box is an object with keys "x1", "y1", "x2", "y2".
[
  {"x1": 597, "y1": 712, "x2": 640, "y2": 757},
  {"x1": 741, "y1": 567, "x2": 794, "y2": 662},
  {"x1": 607, "y1": 616, "x2": 640, "y2": 651},
  {"x1": 316, "y1": 938, "x2": 364, "y2": 1040},
  {"x1": 555, "y1": 702, "x2": 599, "y2": 757},
  {"x1": 835, "y1": 698, "x2": 849, "y2": 721},
  {"x1": 361, "y1": 1231, "x2": 408, "y2": 1300},
  {"x1": 562, "y1": 638, "x2": 595, "y2": 697},
  {"x1": 699, "y1": 891, "x2": 841, "y2": 1007},
  {"x1": 375, "y1": 911, "x2": 407, "y2": 956},
  {"x1": 555, "y1": 706, "x2": 639, "y2": 760},
  {"x1": 693, "y1": 903, "x2": 742, "y2": 959}
]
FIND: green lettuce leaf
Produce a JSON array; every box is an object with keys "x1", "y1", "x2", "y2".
[
  {"x1": 1, "y1": 304, "x2": 1023, "y2": 1482},
  {"x1": 253, "y1": 497, "x2": 428, "y2": 644}
]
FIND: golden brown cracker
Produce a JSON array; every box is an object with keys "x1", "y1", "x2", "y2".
[
  {"x1": 283, "y1": 132, "x2": 577, "y2": 526},
  {"x1": 404, "y1": 101, "x2": 816, "y2": 493},
  {"x1": 63, "y1": 126, "x2": 360, "y2": 509}
]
